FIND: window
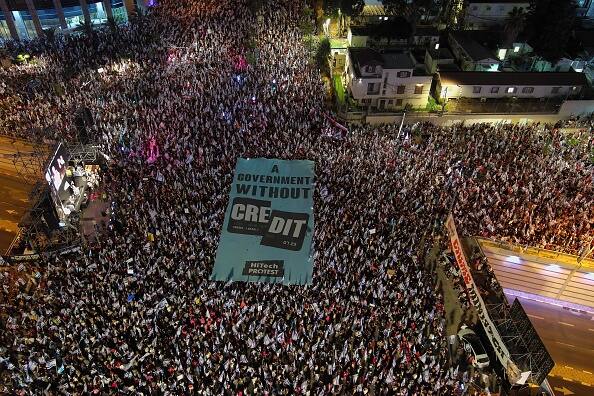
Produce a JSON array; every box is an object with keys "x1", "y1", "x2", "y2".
[
  {"x1": 522, "y1": 87, "x2": 534, "y2": 94},
  {"x1": 414, "y1": 84, "x2": 424, "y2": 94},
  {"x1": 472, "y1": 5, "x2": 478, "y2": 10},
  {"x1": 362, "y1": 98, "x2": 372, "y2": 104},
  {"x1": 367, "y1": 83, "x2": 376, "y2": 94},
  {"x1": 551, "y1": 86, "x2": 561, "y2": 94},
  {"x1": 514, "y1": 46, "x2": 520, "y2": 53},
  {"x1": 397, "y1": 71, "x2": 411, "y2": 78},
  {"x1": 388, "y1": 100, "x2": 393, "y2": 105},
  {"x1": 397, "y1": 85, "x2": 405, "y2": 94},
  {"x1": 499, "y1": 5, "x2": 505, "y2": 11},
  {"x1": 473, "y1": 86, "x2": 482, "y2": 94},
  {"x1": 506, "y1": 87, "x2": 516, "y2": 94},
  {"x1": 382, "y1": 89, "x2": 386, "y2": 95},
  {"x1": 491, "y1": 87, "x2": 499, "y2": 93},
  {"x1": 396, "y1": 99, "x2": 403, "y2": 106},
  {"x1": 365, "y1": 65, "x2": 376, "y2": 73},
  {"x1": 486, "y1": 6, "x2": 491, "y2": 11}
]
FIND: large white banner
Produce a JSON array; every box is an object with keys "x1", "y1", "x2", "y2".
[{"x1": 445, "y1": 214, "x2": 521, "y2": 383}]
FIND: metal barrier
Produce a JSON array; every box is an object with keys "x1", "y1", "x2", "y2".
[{"x1": 475, "y1": 237, "x2": 594, "y2": 269}]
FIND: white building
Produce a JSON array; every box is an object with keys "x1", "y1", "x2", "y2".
[
  {"x1": 465, "y1": 0, "x2": 530, "y2": 30},
  {"x1": 346, "y1": 48, "x2": 433, "y2": 111},
  {"x1": 437, "y1": 71, "x2": 587, "y2": 100}
]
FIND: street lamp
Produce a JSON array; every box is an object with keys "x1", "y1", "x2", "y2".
[
  {"x1": 564, "y1": 86, "x2": 577, "y2": 103},
  {"x1": 323, "y1": 18, "x2": 331, "y2": 37}
]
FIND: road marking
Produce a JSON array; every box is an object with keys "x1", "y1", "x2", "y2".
[
  {"x1": 556, "y1": 341, "x2": 576, "y2": 348},
  {"x1": 584, "y1": 370, "x2": 592, "y2": 374},
  {"x1": 558, "y1": 321, "x2": 575, "y2": 327},
  {"x1": 565, "y1": 366, "x2": 574, "y2": 370},
  {"x1": 528, "y1": 314, "x2": 544, "y2": 320}
]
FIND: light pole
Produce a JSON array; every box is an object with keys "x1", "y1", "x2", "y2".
[
  {"x1": 323, "y1": 18, "x2": 331, "y2": 37},
  {"x1": 441, "y1": 86, "x2": 448, "y2": 114}
]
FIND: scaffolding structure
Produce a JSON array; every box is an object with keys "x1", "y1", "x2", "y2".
[
  {"x1": 1, "y1": 137, "x2": 82, "y2": 256},
  {"x1": 66, "y1": 142, "x2": 102, "y2": 165}
]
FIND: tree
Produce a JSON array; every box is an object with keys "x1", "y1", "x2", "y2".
[
  {"x1": 316, "y1": 37, "x2": 331, "y2": 76},
  {"x1": 324, "y1": 0, "x2": 365, "y2": 35},
  {"x1": 381, "y1": 0, "x2": 442, "y2": 22},
  {"x1": 503, "y1": 7, "x2": 526, "y2": 47},
  {"x1": 381, "y1": 0, "x2": 442, "y2": 40},
  {"x1": 300, "y1": 6, "x2": 315, "y2": 36},
  {"x1": 439, "y1": 0, "x2": 464, "y2": 27},
  {"x1": 524, "y1": 0, "x2": 577, "y2": 62}
]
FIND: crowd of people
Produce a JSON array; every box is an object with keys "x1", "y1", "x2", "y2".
[{"x1": 0, "y1": 0, "x2": 592, "y2": 393}]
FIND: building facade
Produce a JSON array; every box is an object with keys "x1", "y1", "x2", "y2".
[
  {"x1": 346, "y1": 47, "x2": 432, "y2": 111},
  {"x1": 0, "y1": 0, "x2": 147, "y2": 42},
  {"x1": 464, "y1": 0, "x2": 530, "y2": 30},
  {"x1": 437, "y1": 71, "x2": 587, "y2": 100}
]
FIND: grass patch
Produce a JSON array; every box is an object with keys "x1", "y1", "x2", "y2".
[
  {"x1": 330, "y1": 38, "x2": 348, "y2": 49},
  {"x1": 333, "y1": 75, "x2": 345, "y2": 105}
]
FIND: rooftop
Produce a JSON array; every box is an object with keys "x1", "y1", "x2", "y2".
[
  {"x1": 450, "y1": 31, "x2": 498, "y2": 61},
  {"x1": 437, "y1": 63, "x2": 461, "y2": 72},
  {"x1": 349, "y1": 47, "x2": 427, "y2": 76},
  {"x1": 439, "y1": 71, "x2": 588, "y2": 86},
  {"x1": 349, "y1": 47, "x2": 384, "y2": 67},
  {"x1": 350, "y1": 25, "x2": 439, "y2": 38},
  {"x1": 428, "y1": 47, "x2": 455, "y2": 60},
  {"x1": 383, "y1": 52, "x2": 415, "y2": 69}
]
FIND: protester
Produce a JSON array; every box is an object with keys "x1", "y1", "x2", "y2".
[{"x1": 0, "y1": 0, "x2": 592, "y2": 393}]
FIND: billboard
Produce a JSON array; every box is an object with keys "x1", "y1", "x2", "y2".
[
  {"x1": 211, "y1": 158, "x2": 315, "y2": 285},
  {"x1": 44, "y1": 143, "x2": 69, "y2": 196}
]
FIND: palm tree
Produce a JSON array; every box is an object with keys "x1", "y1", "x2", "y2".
[{"x1": 504, "y1": 7, "x2": 526, "y2": 48}]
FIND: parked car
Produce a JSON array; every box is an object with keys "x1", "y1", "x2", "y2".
[{"x1": 458, "y1": 327, "x2": 490, "y2": 369}]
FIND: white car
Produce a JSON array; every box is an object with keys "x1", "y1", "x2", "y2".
[{"x1": 458, "y1": 327, "x2": 490, "y2": 369}]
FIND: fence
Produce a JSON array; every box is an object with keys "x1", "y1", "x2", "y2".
[{"x1": 475, "y1": 237, "x2": 594, "y2": 269}]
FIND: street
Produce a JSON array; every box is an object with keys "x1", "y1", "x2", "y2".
[
  {"x1": 505, "y1": 293, "x2": 594, "y2": 378},
  {"x1": 548, "y1": 377, "x2": 594, "y2": 396},
  {"x1": 0, "y1": 136, "x2": 39, "y2": 253}
]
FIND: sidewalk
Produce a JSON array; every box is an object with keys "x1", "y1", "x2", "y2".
[{"x1": 426, "y1": 240, "x2": 477, "y2": 336}]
